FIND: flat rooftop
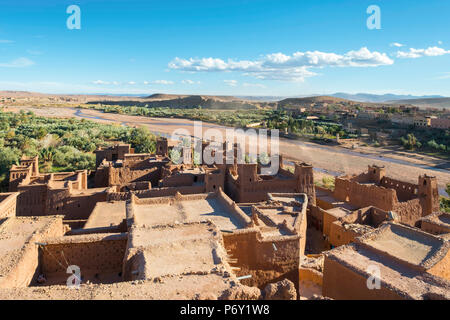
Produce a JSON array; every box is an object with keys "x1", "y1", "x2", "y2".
[
  {"x1": 129, "y1": 222, "x2": 230, "y2": 279},
  {"x1": 359, "y1": 223, "x2": 447, "y2": 267},
  {"x1": 326, "y1": 242, "x2": 450, "y2": 300},
  {"x1": 83, "y1": 201, "x2": 126, "y2": 229},
  {"x1": 133, "y1": 193, "x2": 249, "y2": 231}
]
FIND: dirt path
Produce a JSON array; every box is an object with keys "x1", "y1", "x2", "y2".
[{"x1": 6, "y1": 106, "x2": 450, "y2": 193}]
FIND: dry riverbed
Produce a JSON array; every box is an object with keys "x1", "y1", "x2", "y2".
[{"x1": 5, "y1": 106, "x2": 450, "y2": 192}]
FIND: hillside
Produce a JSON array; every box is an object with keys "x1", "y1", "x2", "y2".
[
  {"x1": 385, "y1": 97, "x2": 450, "y2": 109},
  {"x1": 331, "y1": 92, "x2": 445, "y2": 103},
  {"x1": 278, "y1": 96, "x2": 356, "y2": 109}
]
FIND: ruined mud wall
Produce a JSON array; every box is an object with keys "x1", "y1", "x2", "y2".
[
  {"x1": 380, "y1": 177, "x2": 418, "y2": 202},
  {"x1": 342, "y1": 207, "x2": 389, "y2": 228},
  {"x1": 161, "y1": 174, "x2": 194, "y2": 187},
  {"x1": 108, "y1": 167, "x2": 161, "y2": 186},
  {"x1": 135, "y1": 185, "x2": 206, "y2": 199},
  {"x1": 334, "y1": 178, "x2": 397, "y2": 211},
  {"x1": 223, "y1": 230, "x2": 300, "y2": 291},
  {"x1": 94, "y1": 166, "x2": 109, "y2": 187},
  {"x1": 205, "y1": 171, "x2": 225, "y2": 193},
  {"x1": 236, "y1": 179, "x2": 299, "y2": 203},
  {"x1": 16, "y1": 185, "x2": 47, "y2": 216},
  {"x1": 392, "y1": 198, "x2": 423, "y2": 226},
  {"x1": 308, "y1": 205, "x2": 325, "y2": 231},
  {"x1": 328, "y1": 222, "x2": 370, "y2": 248},
  {"x1": 41, "y1": 233, "x2": 127, "y2": 275},
  {"x1": 0, "y1": 217, "x2": 63, "y2": 288}
]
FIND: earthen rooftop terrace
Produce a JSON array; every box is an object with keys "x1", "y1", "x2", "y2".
[{"x1": 0, "y1": 139, "x2": 448, "y2": 300}]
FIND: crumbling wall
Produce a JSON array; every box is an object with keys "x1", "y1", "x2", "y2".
[
  {"x1": 41, "y1": 233, "x2": 127, "y2": 276},
  {"x1": 0, "y1": 217, "x2": 64, "y2": 288},
  {"x1": 334, "y1": 178, "x2": 397, "y2": 211},
  {"x1": 161, "y1": 174, "x2": 194, "y2": 187},
  {"x1": 16, "y1": 185, "x2": 47, "y2": 216},
  {"x1": 109, "y1": 167, "x2": 161, "y2": 186},
  {"x1": 222, "y1": 230, "x2": 300, "y2": 292},
  {"x1": 380, "y1": 177, "x2": 418, "y2": 202},
  {"x1": 392, "y1": 199, "x2": 423, "y2": 226}
]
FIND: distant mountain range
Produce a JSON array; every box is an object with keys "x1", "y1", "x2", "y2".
[
  {"x1": 328, "y1": 93, "x2": 447, "y2": 103},
  {"x1": 2, "y1": 90, "x2": 449, "y2": 109}
]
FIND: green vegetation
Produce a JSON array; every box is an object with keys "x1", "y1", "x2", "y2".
[
  {"x1": 79, "y1": 104, "x2": 351, "y2": 141},
  {"x1": 440, "y1": 183, "x2": 450, "y2": 213},
  {"x1": 0, "y1": 109, "x2": 156, "y2": 191},
  {"x1": 399, "y1": 130, "x2": 449, "y2": 157},
  {"x1": 315, "y1": 176, "x2": 335, "y2": 191}
]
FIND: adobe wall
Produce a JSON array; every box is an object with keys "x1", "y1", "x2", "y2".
[
  {"x1": 380, "y1": 177, "x2": 417, "y2": 202},
  {"x1": 222, "y1": 230, "x2": 300, "y2": 292},
  {"x1": 8, "y1": 166, "x2": 32, "y2": 192},
  {"x1": 205, "y1": 171, "x2": 225, "y2": 193},
  {"x1": 323, "y1": 209, "x2": 340, "y2": 238},
  {"x1": 342, "y1": 206, "x2": 389, "y2": 227},
  {"x1": 392, "y1": 198, "x2": 423, "y2": 227},
  {"x1": 41, "y1": 233, "x2": 128, "y2": 276},
  {"x1": 108, "y1": 167, "x2": 161, "y2": 186},
  {"x1": 0, "y1": 193, "x2": 18, "y2": 219},
  {"x1": 308, "y1": 205, "x2": 325, "y2": 231},
  {"x1": 418, "y1": 176, "x2": 440, "y2": 216},
  {"x1": 94, "y1": 166, "x2": 110, "y2": 187},
  {"x1": 135, "y1": 185, "x2": 206, "y2": 199},
  {"x1": 0, "y1": 217, "x2": 64, "y2": 288},
  {"x1": 421, "y1": 219, "x2": 450, "y2": 235},
  {"x1": 299, "y1": 267, "x2": 323, "y2": 296},
  {"x1": 427, "y1": 249, "x2": 450, "y2": 281},
  {"x1": 322, "y1": 256, "x2": 404, "y2": 300},
  {"x1": 328, "y1": 221, "x2": 369, "y2": 248},
  {"x1": 16, "y1": 184, "x2": 47, "y2": 216},
  {"x1": 334, "y1": 178, "x2": 397, "y2": 211},
  {"x1": 229, "y1": 177, "x2": 299, "y2": 203},
  {"x1": 161, "y1": 174, "x2": 194, "y2": 187}
]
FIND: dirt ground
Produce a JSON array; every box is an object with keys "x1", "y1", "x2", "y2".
[{"x1": 6, "y1": 106, "x2": 450, "y2": 191}]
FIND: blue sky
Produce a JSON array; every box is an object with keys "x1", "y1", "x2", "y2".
[{"x1": 0, "y1": 0, "x2": 449, "y2": 96}]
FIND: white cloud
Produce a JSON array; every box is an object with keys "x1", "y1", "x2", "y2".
[
  {"x1": 438, "y1": 41, "x2": 443, "y2": 45},
  {"x1": 169, "y1": 47, "x2": 393, "y2": 82},
  {"x1": 182, "y1": 79, "x2": 201, "y2": 85},
  {"x1": 93, "y1": 80, "x2": 109, "y2": 85},
  {"x1": 112, "y1": 81, "x2": 119, "y2": 85},
  {"x1": 128, "y1": 81, "x2": 136, "y2": 85},
  {"x1": 396, "y1": 46, "x2": 450, "y2": 58},
  {"x1": 390, "y1": 42, "x2": 404, "y2": 47},
  {"x1": 143, "y1": 81, "x2": 149, "y2": 85},
  {"x1": 224, "y1": 80, "x2": 238, "y2": 87},
  {"x1": 0, "y1": 40, "x2": 14, "y2": 44},
  {"x1": 0, "y1": 57, "x2": 34, "y2": 68},
  {"x1": 152, "y1": 80, "x2": 174, "y2": 85}
]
